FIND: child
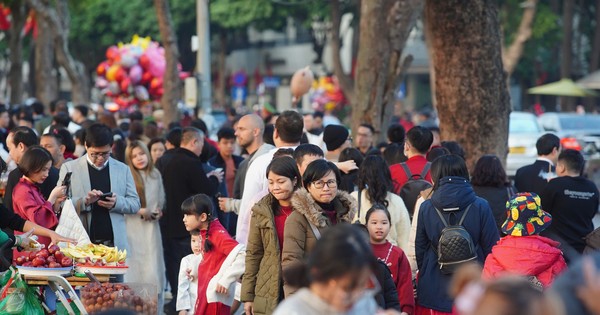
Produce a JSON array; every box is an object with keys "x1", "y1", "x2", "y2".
[
  {"x1": 176, "y1": 231, "x2": 203, "y2": 315},
  {"x1": 483, "y1": 192, "x2": 567, "y2": 288},
  {"x1": 366, "y1": 204, "x2": 415, "y2": 315},
  {"x1": 181, "y1": 194, "x2": 246, "y2": 315}
]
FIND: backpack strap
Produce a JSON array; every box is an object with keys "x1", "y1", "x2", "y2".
[
  {"x1": 420, "y1": 162, "x2": 431, "y2": 179},
  {"x1": 457, "y1": 203, "x2": 473, "y2": 226},
  {"x1": 433, "y1": 207, "x2": 449, "y2": 227},
  {"x1": 400, "y1": 163, "x2": 413, "y2": 179},
  {"x1": 307, "y1": 220, "x2": 321, "y2": 240}
]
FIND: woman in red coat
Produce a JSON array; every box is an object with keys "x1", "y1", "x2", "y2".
[{"x1": 482, "y1": 192, "x2": 567, "y2": 288}]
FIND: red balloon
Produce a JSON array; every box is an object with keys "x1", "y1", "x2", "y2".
[
  {"x1": 179, "y1": 71, "x2": 190, "y2": 80},
  {"x1": 96, "y1": 62, "x2": 109, "y2": 77},
  {"x1": 120, "y1": 78, "x2": 131, "y2": 92},
  {"x1": 106, "y1": 46, "x2": 119, "y2": 61},
  {"x1": 150, "y1": 77, "x2": 163, "y2": 90},
  {"x1": 115, "y1": 67, "x2": 127, "y2": 83},
  {"x1": 141, "y1": 71, "x2": 153, "y2": 84},
  {"x1": 139, "y1": 54, "x2": 150, "y2": 70}
]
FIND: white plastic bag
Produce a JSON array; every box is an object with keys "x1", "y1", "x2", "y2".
[{"x1": 55, "y1": 199, "x2": 91, "y2": 245}]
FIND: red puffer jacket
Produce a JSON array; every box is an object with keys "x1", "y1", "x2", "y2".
[{"x1": 482, "y1": 235, "x2": 567, "y2": 288}]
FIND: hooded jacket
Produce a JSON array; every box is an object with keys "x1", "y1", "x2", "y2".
[
  {"x1": 281, "y1": 188, "x2": 357, "y2": 297},
  {"x1": 241, "y1": 194, "x2": 287, "y2": 315},
  {"x1": 482, "y1": 235, "x2": 567, "y2": 287},
  {"x1": 415, "y1": 176, "x2": 499, "y2": 312}
]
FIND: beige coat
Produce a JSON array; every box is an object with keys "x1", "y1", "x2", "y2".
[{"x1": 281, "y1": 188, "x2": 357, "y2": 297}]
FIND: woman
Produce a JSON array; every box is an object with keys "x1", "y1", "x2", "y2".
[
  {"x1": 12, "y1": 146, "x2": 66, "y2": 259},
  {"x1": 282, "y1": 159, "x2": 357, "y2": 297},
  {"x1": 338, "y1": 147, "x2": 363, "y2": 193},
  {"x1": 241, "y1": 156, "x2": 302, "y2": 315},
  {"x1": 351, "y1": 155, "x2": 411, "y2": 251},
  {"x1": 471, "y1": 155, "x2": 515, "y2": 233},
  {"x1": 415, "y1": 154, "x2": 499, "y2": 314},
  {"x1": 274, "y1": 224, "x2": 394, "y2": 315},
  {"x1": 124, "y1": 141, "x2": 166, "y2": 312},
  {"x1": 148, "y1": 138, "x2": 166, "y2": 164}
]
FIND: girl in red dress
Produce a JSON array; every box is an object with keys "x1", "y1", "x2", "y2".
[
  {"x1": 182, "y1": 194, "x2": 245, "y2": 315},
  {"x1": 366, "y1": 205, "x2": 415, "y2": 315}
]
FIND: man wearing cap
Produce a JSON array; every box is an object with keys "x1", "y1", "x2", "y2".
[
  {"x1": 323, "y1": 124, "x2": 351, "y2": 162},
  {"x1": 482, "y1": 192, "x2": 566, "y2": 288}
]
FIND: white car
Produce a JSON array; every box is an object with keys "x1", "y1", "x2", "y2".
[{"x1": 506, "y1": 112, "x2": 545, "y2": 177}]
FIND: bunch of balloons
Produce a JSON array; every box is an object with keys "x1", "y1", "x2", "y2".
[
  {"x1": 95, "y1": 35, "x2": 189, "y2": 108},
  {"x1": 309, "y1": 76, "x2": 346, "y2": 112}
]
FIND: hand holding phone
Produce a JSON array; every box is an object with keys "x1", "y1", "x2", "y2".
[{"x1": 99, "y1": 192, "x2": 113, "y2": 201}]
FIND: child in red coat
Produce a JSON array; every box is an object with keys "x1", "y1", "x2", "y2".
[
  {"x1": 483, "y1": 192, "x2": 567, "y2": 288},
  {"x1": 366, "y1": 204, "x2": 415, "y2": 315}
]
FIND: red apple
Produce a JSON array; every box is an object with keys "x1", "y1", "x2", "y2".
[
  {"x1": 28, "y1": 251, "x2": 37, "y2": 261},
  {"x1": 60, "y1": 257, "x2": 73, "y2": 267},
  {"x1": 23, "y1": 262, "x2": 32, "y2": 267},
  {"x1": 36, "y1": 249, "x2": 49, "y2": 259},
  {"x1": 48, "y1": 262, "x2": 62, "y2": 268},
  {"x1": 48, "y1": 245, "x2": 60, "y2": 255},
  {"x1": 54, "y1": 251, "x2": 65, "y2": 261},
  {"x1": 15, "y1": 256, "x2": 25, "y2": 266},
  {"x1": 31, "y1": 257, "x2": 45, "y2": 267},
  {"x1": 47, "y1": 256, "x2": 56, "y2": 263}
]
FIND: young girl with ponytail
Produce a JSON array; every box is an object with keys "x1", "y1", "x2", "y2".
[{"x1": 181, "y1": 194, "x2": 246, "y2": 315}]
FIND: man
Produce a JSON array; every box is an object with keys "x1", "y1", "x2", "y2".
[
  {"x1": 159, "y1": 127, "x2": 220, "y2": 310},
  {"x1": 355, "y1": 123, "x2": 375, "y2": 155},
  {"x1": 218, "y1": 114, "x2": 274, "y2": 215},
  {"x1": 40, "y1": 133, "x2": 66, "y2": 169},
  {"x1": 208, "y1": 127, "x2": 244, "y2": 235},
  {"x1": 541, "y1": 149, "x2": 599, "y2": 255},
  {"x1": 387, "y1": 123, "x2": 406, "y2": 145},
  {"x1": 4, "y1": 127, "x2": 59, "y2": 213},
  {"x1": 293, "y1": 143, "x2": 324, "y2": 176},
  {"x1": 72, "y1": 105, "x2": 89, "y2": 126},
  {"x1": 237, "y1": 110, "x2": 304, "y2": 244},
  {"x1": 389, "y1": 126, "x2": 433, "y2": 191},
  {"x1": 303, "y1": 112, "x2": 325, "y2": 151},
  {"x1": 58, "y1": 123, "x2": 140, "y2": 252},
  {"x1": 155, "y1": 127, "x2": 182, "y2": 174},
  {"x1": 323, "y1": 124, "x2": 351, "y2": 162},
  {"x1": 514, "y1": 133, "x2": 560, "y2": 196}
]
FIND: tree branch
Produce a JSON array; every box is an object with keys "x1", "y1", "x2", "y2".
[{"x1": 502, "y1": 0, "x2": 537, "y2": 75}]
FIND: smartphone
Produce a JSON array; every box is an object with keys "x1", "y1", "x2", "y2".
[
  {"x1": 99, "y1": 192, "x2": 113, "y2": 201},
  {"x1": 62, "y1": 172, "x2": 72, "y2": 192}
]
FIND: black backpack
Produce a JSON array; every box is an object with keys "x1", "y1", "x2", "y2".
[
  {"x1": 398, "y1": 162, "x2": 432, "y2": 219},
  {"x1": 433, "y1": 203, "x2": 477, "y2": 274}
]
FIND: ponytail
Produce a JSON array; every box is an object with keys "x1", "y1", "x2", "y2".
[{"x1": 204, "y1": 216, "x2": 214, "y2": 252}]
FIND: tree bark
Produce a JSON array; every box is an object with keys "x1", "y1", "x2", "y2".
[
  {"x1": 26, "y1": 0, "x2": 90, "y2": 105},
  {"x1": 330, "y1": 0, "x2": 355, "y2": 102},
  {"x1": 425, "y1": 0, "x2": 511, "y2": 171},
  {"x1": 502, "y1": 0, "x2": 537, "y2": 76},
  {"x1": 352, "y1": 0, "x2": 421, "y2": 142},
  {"x1": 560, "y1": 0, "x2": 574, "y2": 111},
  {"x1": 8, "y1": 1, "x2": 26, "y2": 105},
  {"x1": 591, "y1": 0, "x2": 600, "y2": 72},
  {"x1": 154, "y1": 0, "x2": 181, "y2": 126},
  {"x1": 34, "y1": 10, "x2": 58, "y2": 106}
]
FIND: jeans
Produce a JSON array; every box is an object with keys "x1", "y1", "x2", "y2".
[{"x1": 162, "y1": 236, "x2": 192, "y2": 301}]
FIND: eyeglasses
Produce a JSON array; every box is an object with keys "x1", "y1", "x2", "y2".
[
  {"x1": 88, "y1": 151, "x2": 111, "y2": 159},
  {"x1": 312, "y1": 179, "x2": 337, "y2": 189}
]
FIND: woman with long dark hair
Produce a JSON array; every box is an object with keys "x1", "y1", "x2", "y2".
[
  {"x1": 351, "y1": 155, "x2": 410, "y2": 251},
  {"x1": 471, "y1": 155, "x2": 516, "y2": 233},
  {"x1": 415, "y1": 155, "x2": 499, "y2": 315},
  {"x1": 241, "y1": 156, "x2": 302, "y2": 315}
]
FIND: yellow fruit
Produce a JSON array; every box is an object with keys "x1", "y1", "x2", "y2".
[
  {"x1": 511, "y1": 208, "x2": 519, "y2": 220},
  {"x1": 512, "y1": 228, "x2": 522, "y2": 236}
]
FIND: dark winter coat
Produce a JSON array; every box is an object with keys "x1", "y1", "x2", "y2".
[{"x1": 415, "y1": 176, "x2": 499, "y2": 312}]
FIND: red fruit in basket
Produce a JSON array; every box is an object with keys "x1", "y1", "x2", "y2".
[
  {"x1": 36, "y1": 249, "x2": 50, "y2": 259},
  {"x1": 47, "y1": 256, "x2": 56, "y2": 263},
  {"x1": 48, "y1": 262, "x2": 62, "y2": 268},
  {"x1": 61, "y1": 257, "x2": 73, "y2": 267},
  {"x1": 29, "y1": 251, "x2": 37, "y2": 260},
  {"x1": 94, "y1": 261, "x2": 104, "y2": 267},
  {"x1": 48, "y1": 245, "x2": 60, "y2": 255},
  {"x1": 23, "y1": 261, "x2": 32, "y2": 267},
  {"x1": 54, "y1": 251, "x2": 65, "y2": 261},
  {"x1": 32, "y1": 257, "x2": 45, "y2": 267},
  {"x1": 15, "y1": 256, "x2": 25, "y2": 265}
]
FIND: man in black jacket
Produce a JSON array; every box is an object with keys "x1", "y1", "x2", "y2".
[
  {"x1": 541, "y1": 149, "x2": 599, "y2": 255},
  {"x1": 514, "y1": 133, "x2": 560, "y2": 195},
  {"x1": 159, "y1": 127, "x2": 220, "y2": 312}
]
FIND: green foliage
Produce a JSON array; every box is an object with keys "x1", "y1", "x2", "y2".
[{"x1": 210, "y1": 0, "x2": 274, "y2": 29}]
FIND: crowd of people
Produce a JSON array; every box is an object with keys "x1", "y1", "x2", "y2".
[{"x1": 0, "y1": 101, "x2": 599, "y2": 315}]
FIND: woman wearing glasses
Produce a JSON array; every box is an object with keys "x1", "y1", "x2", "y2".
[{"x1": 281, "y1": 159, "x2": 357, "y2": 297}]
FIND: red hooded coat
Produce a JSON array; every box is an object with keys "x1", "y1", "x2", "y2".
[{"x1": 482, "y1": 235, "x2": 567, "y2": 287}]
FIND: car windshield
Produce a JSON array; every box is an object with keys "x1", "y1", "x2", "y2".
[
  {"x1": 510, "y1": 115, "x2": 541, "y2": 133},
  {"x1": 559, "y1": 116, "x2": 600, "y2": 130}
]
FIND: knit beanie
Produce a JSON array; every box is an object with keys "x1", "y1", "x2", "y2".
[{"x1": 323, "y1": 125, "x2": 349, "y2": 151}]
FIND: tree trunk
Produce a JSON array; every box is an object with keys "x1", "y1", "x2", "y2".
[
  {"x1": 8, "y1": 1, "x2": 26, "y2": 105},
  {"x1": 502, "y1": 0, "x2": 537, "y2": 76},
  {"x1": 560, "y1": 0, "x2": 574, "y2": 111},
  {"x1": 330, "y1": 0, "x2": 355, "y2": 102},
  {"x1": 352, "y1": 0, "x2": 422, "y2": 142},
  {"x1": 425, "y1": 0, "x2": 511, "y2": 172},
  {"x1": 34, "y1": 12, "x2": 58, "y2": 106},
  {"x1": 215, "y1": 30, "x2": 227, "y2": 107},
  {"x1": 26, "y1": 0, "x2": 90, "y2": 105},
  {"x1": 591, "y1": 0, "x2": 600, "y2": 72},
  {"x1": 154, "y1": 0, "x2": 181, "y2": 126}
]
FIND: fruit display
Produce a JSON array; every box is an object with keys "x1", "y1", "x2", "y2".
[
  {"x1": 81, "y1": 282, "x2": 157, "y2": 314},
  {"x1": 62, "y1": 243, "x2": 126, "y2": 266},
  {"x1": 14, "y1": 245, "x2": 73, "y2": 268}
]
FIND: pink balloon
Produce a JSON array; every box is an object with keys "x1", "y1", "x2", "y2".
[
  {"x1": 129, "y1": 65, "x2": 143, "y2": 84},
  {"x1": 290, "y1": 66, "x2": 314, "y2": 100},
  {"x1": 149, "y1": 59, "x2": 166, "y2": 78}
]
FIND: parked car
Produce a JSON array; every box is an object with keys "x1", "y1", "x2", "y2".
[
  {"x1": 538, "y1": 113, "x2": 600, "y2": 159},
  {"x1": 506, "y1": 112, "x2": 545, "y2": 177}
]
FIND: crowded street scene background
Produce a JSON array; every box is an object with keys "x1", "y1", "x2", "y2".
[{"x1": 0, "y1": 0, "x2": 600, "y2": 315}]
